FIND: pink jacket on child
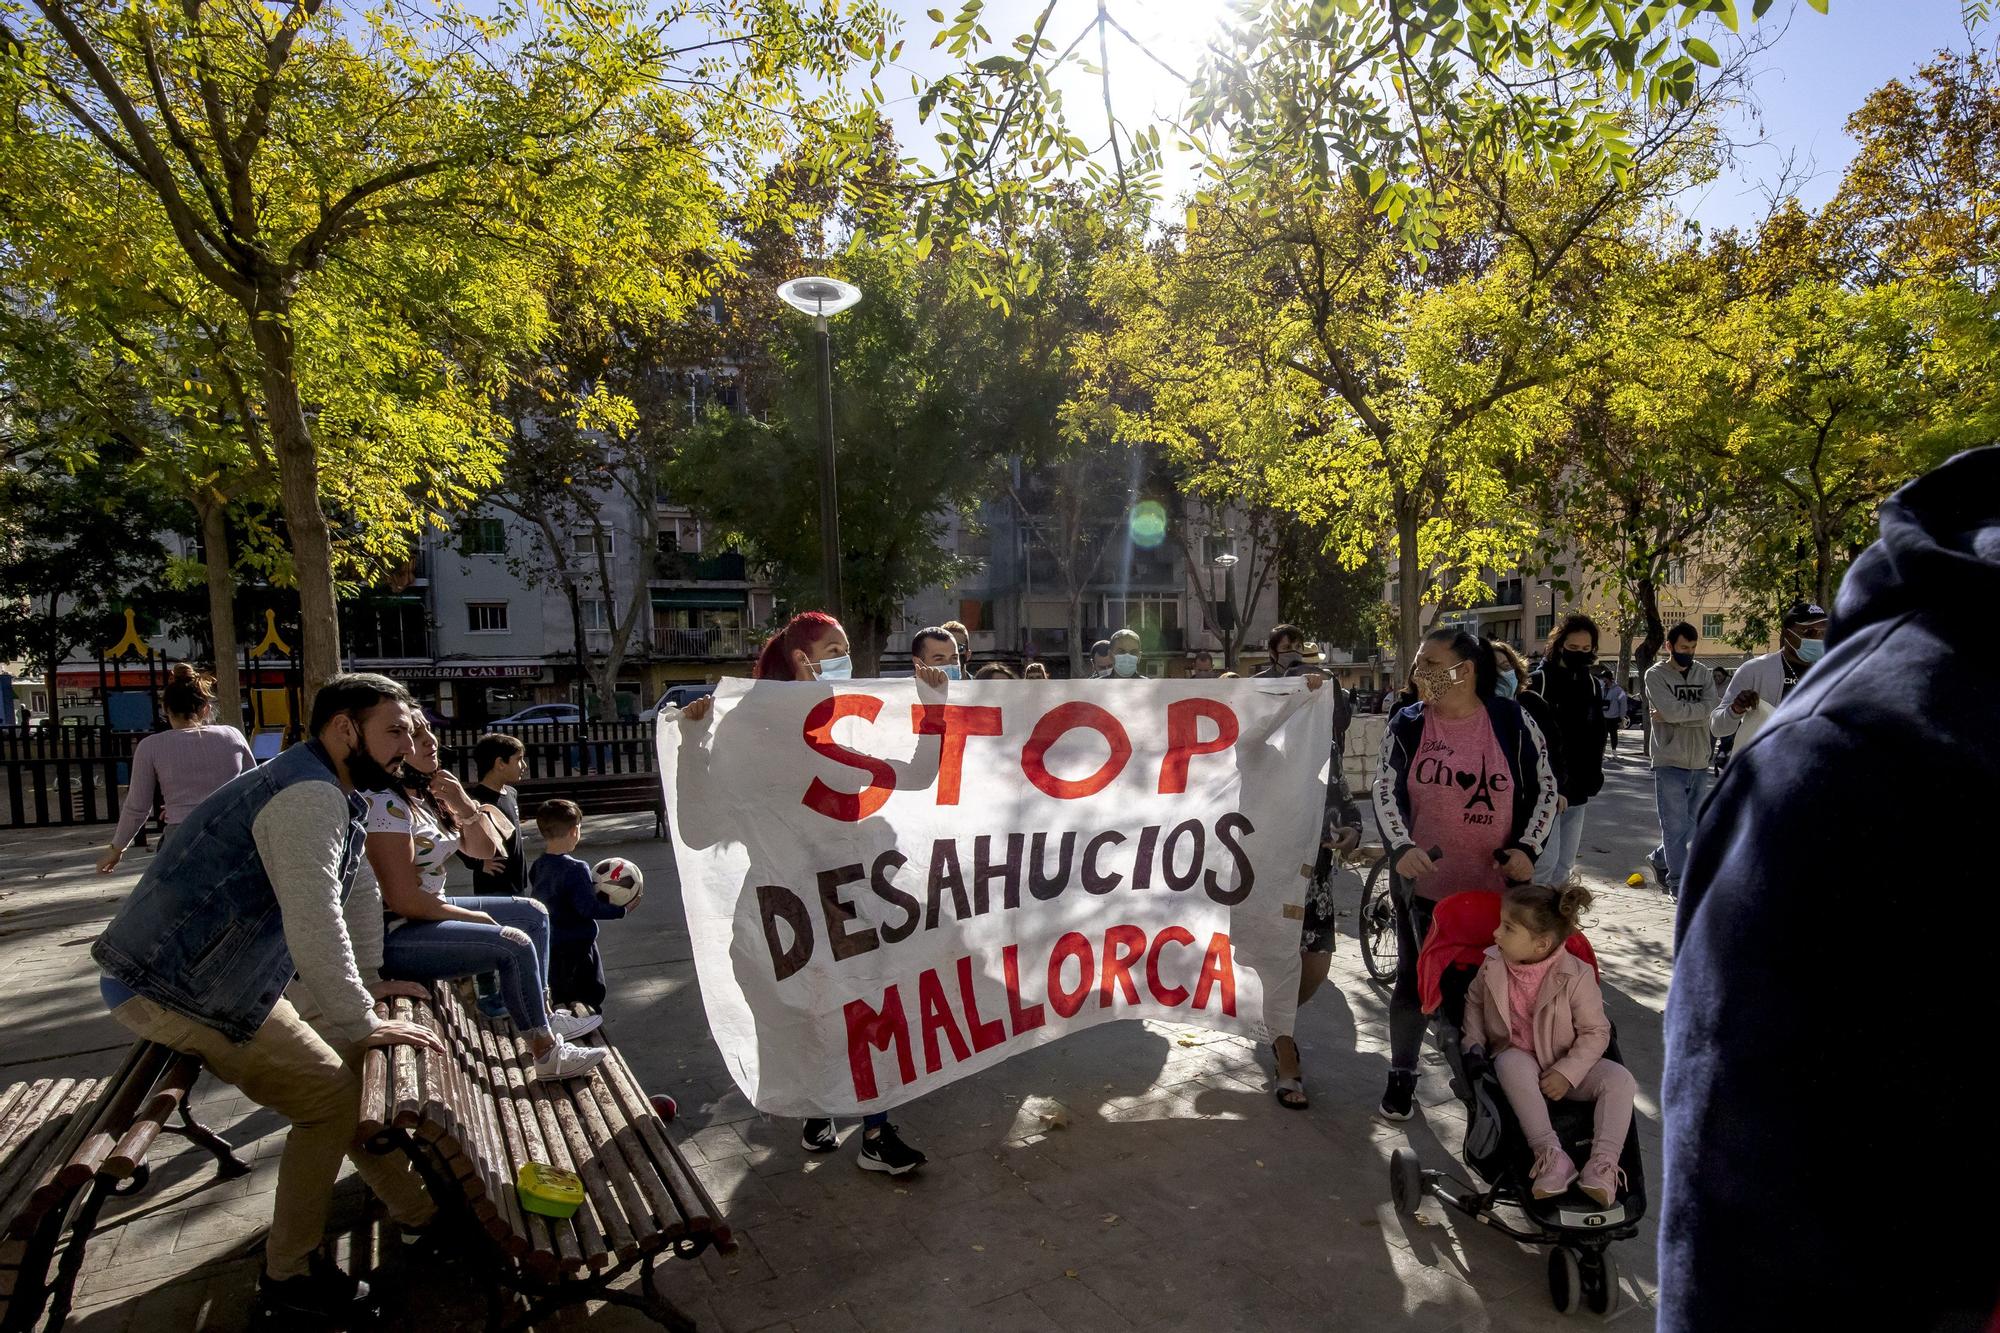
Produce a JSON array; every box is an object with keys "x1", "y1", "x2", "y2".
[{"x1": 1459, "y1": 946, "x2": 1610, "y2": 1088}]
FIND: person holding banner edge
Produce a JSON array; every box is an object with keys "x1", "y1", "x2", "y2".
[
  {"x1": 1372, "y1": 628, "x2": 1559, "y2": 1121},
  {"x1": 724, "y1": 609, "x2": 941, "y2": 1175}
]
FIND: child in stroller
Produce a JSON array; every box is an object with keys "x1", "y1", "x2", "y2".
[{"x1": 1388, "y1": 884, "x2": 1648, "y2": 1318}]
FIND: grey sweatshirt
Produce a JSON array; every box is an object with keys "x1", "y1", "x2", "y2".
[
  {"x1": 250, "y1": 783, "x2": 384, "y2": 1044},
  {"x1": 1645, "y1": 658, "x2": 1718, "y2": 771}
]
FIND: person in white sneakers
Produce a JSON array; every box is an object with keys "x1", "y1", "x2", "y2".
[
  {"x1": 1710, "y1": 602, "x2": 1829, "y2": 749},
  {"x1": 360, "y1": 712, "x2": 606, "y2": 1082}
]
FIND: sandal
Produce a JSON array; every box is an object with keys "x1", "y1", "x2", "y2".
[{"x1": 1272, "y1": 1036, "x2": 1308, "y2": 1110}]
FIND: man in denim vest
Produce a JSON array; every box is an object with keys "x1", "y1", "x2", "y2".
[{"x1": 93, "y1": 674, "x2": 444, "y2": 1318}]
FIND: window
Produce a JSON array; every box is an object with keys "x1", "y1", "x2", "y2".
[
  {"x1": 459, "y1": 517, "x2": 506, "y2": 556},
  {"x1": 581, "y1": 599, "x2": 610, "y2": 632},
  {"x1": 1535, "y1": 613, "x2": 1554, "y2": 643},
  {"x1": 1665, "y1": 559, "x2": 1687, "y2": 585},
  {"x1": 656, "y1": 530, "x2": 679, "y2": 556},
  {"x1": 467, "y1": 602, "x2": 510, "y2": 634},
  {"x1": 1493, "y1": 577, "x2": 1524, "y2": 606},
  {"x1": 1702, "y1": 613, "x2": 1724, "y2": 639},
  {"x1": 571, "y1": 527, "x2": 616, "y2": 559},
  {"x1": 1100, "y1": 594, "x2": 1180, "y2": 634}
]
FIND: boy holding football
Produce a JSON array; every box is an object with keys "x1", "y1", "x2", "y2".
[{"x1": 530, "y1": 799, "x2": 638, "y2": 1010}]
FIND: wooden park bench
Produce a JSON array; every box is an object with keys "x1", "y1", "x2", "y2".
[
  {"x1": 515, "y1": 773, "x2": 666, "y2": 839},
  {"x1": 356, "y1": 987, "x2": 730, "y2": 1332},
  {"x1": 0, "y1": 1043, "x2": 250, "y2": 1333}
]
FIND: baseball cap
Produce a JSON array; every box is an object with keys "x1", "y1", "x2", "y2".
[{"x1": 1782, "y1": 602, "x2": 1829, "y2": 629}]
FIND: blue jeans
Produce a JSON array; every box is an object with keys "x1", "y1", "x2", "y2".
[
  {"x1": 380, "y1": 896, "x2": 554, "y2": 1034},
  {"x1": 1653, "y1": 767, "x2": 1710, "y2": 891},
  {"x1": 1535, "y1": 805, "x2": 1589, "y2": 886}
]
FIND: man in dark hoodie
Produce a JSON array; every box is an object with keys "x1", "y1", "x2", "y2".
[{"x1": 1659, "y1": 448, "x2": 2000, "y2": 1332}]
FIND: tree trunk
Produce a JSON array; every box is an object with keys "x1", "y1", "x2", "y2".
[
  {"x1": 196, "y1": 495, "x2": 244, "y2": 732},
  {"x1": 1066, "y1": 592, "x2": 1086, "y2": 677},
  {"x1": 1395, "y1": 503, "x2": 1421, "y2": 675},
  {"x1": 1813, "y1": 522, "x2": 1834, "y2": 611},
  {"x1": 248, "y1": 303, "x2": 342, "y2": 704},
  {"x1": 1633, "y1": 575, "x2": 1665, "y2": 677},
  {"x1": 851, "y1": 611, "x2": 883, "y2": 678}
]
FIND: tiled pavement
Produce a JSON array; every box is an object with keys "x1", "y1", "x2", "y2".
[{"x1": 0, "y1": 750, "x2": 1679, "y2": 1331}]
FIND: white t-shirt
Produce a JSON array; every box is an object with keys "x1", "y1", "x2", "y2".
[{"x1": 354, "y1": 789, "x2": 463, "y2": 928}]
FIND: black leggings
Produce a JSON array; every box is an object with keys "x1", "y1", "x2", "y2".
[{"x1": 1389, "y1": 888, "x2": 1437, "y2": 1074}]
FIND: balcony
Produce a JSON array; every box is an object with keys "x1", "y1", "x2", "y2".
[
  {"x1": 653, "y1": 550, "x2": 748, "y2": 582},
  {"x1": 654, "y1": 626, "x2": 749, "y2": 659}
]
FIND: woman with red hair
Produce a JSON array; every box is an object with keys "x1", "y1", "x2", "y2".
[{"x1": 694, "y1": 611, "x2": 929, "y2": 1175}]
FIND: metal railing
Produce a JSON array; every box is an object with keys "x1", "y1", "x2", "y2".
[{"x1": 653, "y1": 626, "x2": 747, "y2": 658}]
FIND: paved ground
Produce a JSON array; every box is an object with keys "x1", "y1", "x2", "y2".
[{"x1": 0, "y1": 731, "x2": 1679, "y2": 1331}]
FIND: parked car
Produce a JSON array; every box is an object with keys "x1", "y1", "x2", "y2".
[
  {"x1": 489, "y1": 703, "x2": 582, "y2": 729},
  {"x1": 640, "y1": 684, "x2": 717, "y2": 720}
]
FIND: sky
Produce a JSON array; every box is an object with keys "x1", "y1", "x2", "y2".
[{"x1": 869, "y1": 0, "x2": 1982, "y2": 234}]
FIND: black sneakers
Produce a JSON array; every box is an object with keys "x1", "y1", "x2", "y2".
[
  {"x1": 1379, "y1": 1070, "x2": 1419, "y2": 1121},
  {"x1": 856, "y1": 1122, "x2": 927, "y2": 1176},
  {"x1": 800, "y1": 1117, "x2": 837, "y2": 1152},
  {"x1": 258, "y1": 1255, "x2": 373, "y2": 1318}
]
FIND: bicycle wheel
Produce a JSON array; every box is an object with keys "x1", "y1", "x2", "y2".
[{"x1": 1358, "y1": 859, "x2": 1399, "y2": 987}]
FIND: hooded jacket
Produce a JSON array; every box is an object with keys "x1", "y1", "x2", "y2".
[
  {"x1": 1372, "y1": 695, "x2": 1559, "y2": 873},
  {"x1": 1659, "y1": 448, "x2": 2000, "y2": 1332}
]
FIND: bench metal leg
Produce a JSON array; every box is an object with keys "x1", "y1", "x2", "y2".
[
  {"x1": 164, "y1": 1082, "x2": 252, "y2": 1178},
  {"x1": 490, "y1": 1251, "x2": 697, "y2": 1333}
]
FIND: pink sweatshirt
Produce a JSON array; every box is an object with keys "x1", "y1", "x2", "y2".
[{"x1": 111, "y1": 725, "x2": 257, "y2": 847}]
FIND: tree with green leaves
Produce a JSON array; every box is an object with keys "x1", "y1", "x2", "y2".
[
  {"x1": 0, "y1": 440, "x2": 179, "y2": 685},
  {"x1": 665, "y1": 244, "x2": 992, "y2": 675},
  {"x1": 847, "y1": 0, "x2": 1818, "y2": 286},
  {"x1": 1, "y1": 0, "x2": 890, "y2": 697}
]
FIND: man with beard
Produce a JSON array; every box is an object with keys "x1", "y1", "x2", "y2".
[{"x1": 92, "y1": 674, "x2": 446, "y2": 1320}]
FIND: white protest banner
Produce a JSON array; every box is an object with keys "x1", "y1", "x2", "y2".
[{"x1": 660, "y1": 677, "x2": 1333, "y2": 1117}]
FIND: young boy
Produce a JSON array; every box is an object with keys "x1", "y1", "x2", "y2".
[
  {"x1": 460, "y1": 733, "x2": 528, "y2": 895},
  {"x1": 530, "y1": 799, "x2": 634, "y2": 1010}
]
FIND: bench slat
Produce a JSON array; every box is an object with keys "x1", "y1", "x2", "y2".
[
  {"x1": 558, "y1": 1064, "x2": 652, "y2": 1255},
  {"x1": 462, "y1": 1007, "x2": 560, "y2": 1270},
  {"x1": 1, "y1": 1080, "x2": 98, "y2": 1237},
  {"x1": 494, "y1": 1021, "x2": 618, "y2": 1269},
  {"x1": 50, "y1": 1044, "x2": 172, "y2": 1199},
  {"x1": 104, "y1": 1054, "x2": 204, "y2": 1179},
  {"x1": 590, "y1": 1036, "x2": 727, "y2": 1243},
  {"x1": 479, "y1": 1014, "x2": 587, "y2": 1273}
]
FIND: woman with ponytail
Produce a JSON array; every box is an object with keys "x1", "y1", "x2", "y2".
[
  {"x1": 1371, "y1": 627, "x2": 1558, "y2": 1121},
  {"x1": 97, "y1": 665, "x2": 255, "y2": 871}
]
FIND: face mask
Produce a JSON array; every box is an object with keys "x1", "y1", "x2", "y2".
[
  {"x1": 1276, "y1": 651, "x2": 1303, "y2": 671},
  {"x1": 815, "y1": 654, "x2": 853, "y2": 681},
  {"x1": 1563, "y1": 649, "x2": 1594, "y2": 672},
  {"x1": 1795, "y1": 637, "x2": 1825, "y2": 664},
  {"x1": 1412, "y1": 662, "x2": 1465, "y2": 699},
  {"x1": 940, "y1": 664, "x2": 963, "y2": 680},
  {"x1": 1113, "y1": 653, "x2": 1140, "y2": 678},
  {"x1": 1671, "y1": 650, "x2": 1693, "y2": 668},
  {"x1": 1495, "y1": 668, "x2": 1518, "y2": 698}
]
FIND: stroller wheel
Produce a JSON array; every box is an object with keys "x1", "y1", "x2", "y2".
[
  {"x1": 1389, "y1": 1148, "x2": 1423, "y2": 1216},
  {"x1": 1580, "y1": 1247, "x2": 1619, "y2": 1318},
  {"x1": 1547, "y1": 1246, "x2": 1584, "y2": 1316}
]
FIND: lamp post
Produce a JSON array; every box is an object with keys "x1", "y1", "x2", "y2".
[
  {"x1": 1210, "y1": 547, "x2": 1240, "y2": 671},
  {"x1": 776, "y1": 276, "x2": 863, "y2": 621}
]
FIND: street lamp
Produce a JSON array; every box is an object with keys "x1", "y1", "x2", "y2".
[
  {"x1": 776, "y1": 276, "x2": 863, "y2": 621},
  {"x1": 1210, "y1": 546, "x2": 1240, "y2": 671}
]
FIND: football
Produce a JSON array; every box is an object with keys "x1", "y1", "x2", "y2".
[{"x1": 592, "y1": 857, "x2": 643, "y2": 908}]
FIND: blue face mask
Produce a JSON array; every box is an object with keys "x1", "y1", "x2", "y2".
[
  {"x1": 1495, "y1": 668, "x2": 1519, "y2": 698},
  {"x1": 815, "y1": 655, "x2": 852, "y2": 681},
  {"x1": 940, "y1": 664, "x2": 963, "y2": 680},
  {"x1": 1795, "y1": 637, "x2": 1825, "y2": 664},
  {"x1": 1113, "y1": 653, "x2": 1140, "y2": 678}
]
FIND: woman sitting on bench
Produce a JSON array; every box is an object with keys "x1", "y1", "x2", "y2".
[{"x1": 357, "y1": 710, "x2": 607, "y2": 1082}]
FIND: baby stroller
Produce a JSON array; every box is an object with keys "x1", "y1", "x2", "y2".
[{"x1": 1386, "y1": 890, "x2": 1647, "y2": 1318}]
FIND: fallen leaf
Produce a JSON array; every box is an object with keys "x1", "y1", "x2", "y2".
[
  {"x1": 1064, "y1": 1269, "x2": 1080, "y2": 1279},
  {"x1": 1176, "y1": 1039, "x2": 1197, "y2": 1048},
  {"x1": 972, "y1": 1244, "x2": 986, "y2": 1252},
  {"x1": 1254, "y1": 1159, "x2": 1265, "y2": 1168},
  {"x1": 1099, "y1": 1212, "x2": 1121, "y2": 1225},
  {"x1": 894, "y1": 1187, "x2": 909, "y2": 1195}
]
